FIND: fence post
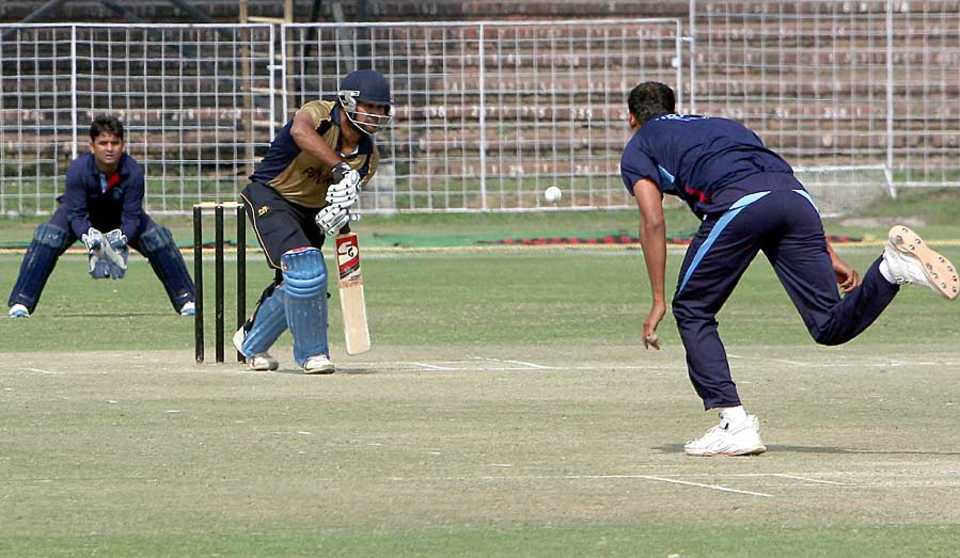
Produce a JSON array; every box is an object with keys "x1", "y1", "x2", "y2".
[
  {"x1": 478, "y1": 23, "x2": 487, "y2": 210},
  {"x1": 70, "y1": 25, "x2": 78, "y2": 161},
  {"x1": 885, "y1": 0, "x2": 894, "y2": 185},
  {"x1": 687, "y1": 0, "x2": 697, "y2": 113}
]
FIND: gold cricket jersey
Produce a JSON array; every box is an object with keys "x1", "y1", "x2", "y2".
[{"x1": 248, "y1": 100, "x2": 380, "y2": 208}]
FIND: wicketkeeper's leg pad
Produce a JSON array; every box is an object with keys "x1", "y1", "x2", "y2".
[
  {"x1": 138, "y1": 224, "x2": 195, "y2": 312},
  {"x1": 281, "y1": 247, "x2": 329, "y2": 366},
  {"x1": 8, "y1": 223, "x2": 70, "y2": 312}
]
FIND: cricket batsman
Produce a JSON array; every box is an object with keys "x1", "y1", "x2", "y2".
[
  {"x1": 234, "y1": 69, "x2": 389, "y2": 373},
  {"x1": 7, "y1": 116, "x2": 196, "y2": 318},
  {"x1": 621, "y1": 82, "x2": 958, "y2": 456}
]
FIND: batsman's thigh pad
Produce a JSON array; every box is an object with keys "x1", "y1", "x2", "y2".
[
  {"x1": 281, "y1": 247, "x2": 329, "y2": 365},
  {"x1": 8, "y1": 223, "x2": 70, "y2": 310},
  {"x1": 241, "y1": 281, "x2": 287, "y2": 356},
  {"x1": 137, "y1": 224, "x2": 195, "y2": 311}
]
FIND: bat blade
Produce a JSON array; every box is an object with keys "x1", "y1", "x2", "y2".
[{"x1": 335, "y1": 232, "x2": 371, "y2": 355}]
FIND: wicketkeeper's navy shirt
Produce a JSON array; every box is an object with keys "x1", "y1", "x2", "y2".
[
  {"x1": 620, "y1": 114, "x2": 801, "y2": 218},
  {"x1": 58, "y1": 152, "x2": 146, "y2": 240}
]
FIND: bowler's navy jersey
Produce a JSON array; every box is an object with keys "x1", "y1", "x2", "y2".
[
  {"x1": 620, "y1": 114, "x2": 801, "y2": 217},
  {"x1": 57, "y1": 152, "x2": 145, "y2": 240}
]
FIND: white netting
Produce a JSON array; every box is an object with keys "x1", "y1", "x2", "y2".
[{"x1": 793, "y1": 165, "x2": 894, "y2": 217}]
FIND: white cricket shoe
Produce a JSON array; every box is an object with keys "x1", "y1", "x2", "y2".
[
  {"x1": 179, "y1": 301, "x2": 196, "y2": 317},
  {"x1": 8, "y1": 304, "x2": 30, "y2": 318},
  {"x1": 232, "y1": 327, "x2": 279, "y2": 371},
  {"x1": 684, "y1": 415, "x2": 767, "y2": 457},
  {"x1": 302, "y1": 354, "x2": 335, "y2": 375},
  {"x1": 884, "y1": 225, "x2": 959, "y2": 300}
]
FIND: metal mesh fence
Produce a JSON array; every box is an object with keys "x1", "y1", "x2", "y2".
[
  {"x1": 283, "y1": 20, "x2": 684, "y2": 212},
  {"x1": 690, "y1": 0, "x2": 960, "y2": 189},
  {"x1": 1, "y1": 7, "x2": 957, "y2": 216},
  {"x1": 0, "y1": 24, "x2": 274, "y2": 215}
]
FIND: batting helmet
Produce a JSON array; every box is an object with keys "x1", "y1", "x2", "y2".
[{"x1": 338, "y1": 69, "x2": 392, "y2": 135}]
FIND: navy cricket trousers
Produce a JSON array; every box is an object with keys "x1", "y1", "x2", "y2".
[{"x1": 672, "y1": 189, "x2": 900, "y2": 409}]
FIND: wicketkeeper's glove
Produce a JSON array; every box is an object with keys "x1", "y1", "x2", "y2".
[
  {"x1": 81, "y1": 227, "x2": 104, "y2": 252},
  {"x1": 102, "y1": 229, "x2": 129, "y2": 279}
]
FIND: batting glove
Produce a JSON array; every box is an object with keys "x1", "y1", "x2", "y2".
[
  {"x1": 327, "y1": 164, "x2": 361, "y2": 206},
  {"x1": 331, "y1": 161, "x2": 355, "y2": 183},
  {"x1": 326, "y1": 180, "x2": 360, "y2": 209},
  {"x1": 315, "y1": 204, "x2": 350, "y2": 236}
]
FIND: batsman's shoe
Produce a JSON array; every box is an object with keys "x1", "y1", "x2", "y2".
[
  {"x1": 885, "y1": 225, "x2": 959, "y2": 300},
  {"x1": 179, "y1": 301, "x2": 196, "y2": 317},
  {"x1": 684, "y1": 415, "x2": 767, "y2": 457},
  {"x1": 232, "y1": 327, "x2": 279, "y2": 371},
  {"x1": 8, "y1": 304, "x2": 30, "y2": 319},
  {"x1": 302, "y1": 354, "x2": 335, "y2": 375}
]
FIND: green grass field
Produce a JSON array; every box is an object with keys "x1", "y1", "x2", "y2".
[{"x1": 1, "y1": 191, "x2": 960, "y2": 556}]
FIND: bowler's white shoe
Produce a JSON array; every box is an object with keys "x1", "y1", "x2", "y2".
[
  {"x1": 232, "y1": 327, "x2": 279, "y2": 371},
  {"x1": 179, "y1": 301, "x2": 196, "y2": 317},
  {"x1": 8, "y1": 304, "x2": 29, "y2": 318},
  {"x1": 884, "y1": 225, "x2": 959, "y2": 300},
  {"x1": 684, "y1": 415, "x2": 767, "y2": 457},
  {"x1": 302, "y1": 354, "x2": 335, "y2": 375}
]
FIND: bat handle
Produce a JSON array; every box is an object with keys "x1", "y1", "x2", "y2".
[{"x1": 339, "y1": 222, "x2": 351, "y2": 235}]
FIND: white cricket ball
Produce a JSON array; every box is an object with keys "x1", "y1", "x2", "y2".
[{"x1": 543, "y1": 186, "x2": 562, "y2": 203}]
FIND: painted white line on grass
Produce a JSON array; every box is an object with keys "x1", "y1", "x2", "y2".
[
  {"x1": 342, "y1": 361, "x2": 678, "y2": 373},
  {"x1": 471, "y1": 356, "x2": 556, "y2": 370},
  {"x1": 734, "y1": 473, "x2": 847, "y2": 486},
  {"x1": 727, "y1": 354, "x2": 960, "y2": 369},
  {"x1": 406, "y1": 362, "x2": 459, "y2": 371},
  {"x1": 387, "y1": 474, "x2": 772, "y2": 498},
  {"x1": 576, "y1": 474, "x2": 773, "y2": 498},
  {"x1": 18, "y1": 367, "x2": 59, "y2": 375},
  {"x1": 728, "y1": 354, "x2": 811, "y2": 367},
  {"x1": 768, "y1": 474, "x2": 847, "y2": 485}
]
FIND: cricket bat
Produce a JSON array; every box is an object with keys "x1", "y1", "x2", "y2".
[{"x1": 335, "y1": 228, "x2": 371, "y2": 355}]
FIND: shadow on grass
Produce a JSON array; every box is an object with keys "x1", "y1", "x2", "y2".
[{"x1": 655, "y1": 443, "x2": 960, "y2": 456}]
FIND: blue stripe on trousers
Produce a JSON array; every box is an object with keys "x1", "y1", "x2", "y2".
[{"x1": 677, "y1": 191, "x2": 771, "y2": 294}]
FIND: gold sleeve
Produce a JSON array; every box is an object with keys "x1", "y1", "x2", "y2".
[
  {"x1": 297, "y1": 100, "x2": 333, "y2": 128},
  {"x1": 361, "y1": 148, "x2": 380, "y2": 187}
]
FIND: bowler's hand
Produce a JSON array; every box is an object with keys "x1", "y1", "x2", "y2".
[
  {"x1": 831, "y1": 254, "x2": 861, "y2": 294},
  {"x1": 643, "y1": 300, "x2": 666, "y2": 351}
]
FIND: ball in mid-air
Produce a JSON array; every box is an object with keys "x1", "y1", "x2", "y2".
[{"x1": 543, "y1": 186, "x2": 562, "y2": 203}]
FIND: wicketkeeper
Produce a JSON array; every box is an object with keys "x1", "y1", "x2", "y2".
[{"x1": 7, "y1": 116, "x2": 196, "y2": 318}]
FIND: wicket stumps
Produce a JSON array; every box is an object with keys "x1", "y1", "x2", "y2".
[{"x1": 192, "y1": 202, "x2": 246, "y2": 363}]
